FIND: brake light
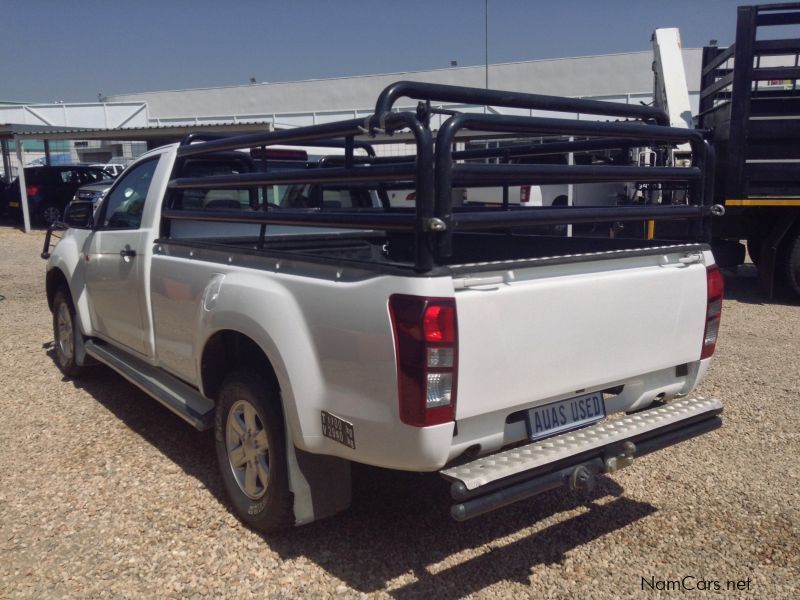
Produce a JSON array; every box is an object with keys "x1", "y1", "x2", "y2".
[
  {"x1": 26, "y1": 184, "x2": 39, "y2": 197},
  {"x1": 520, "y1": 185, "x2": 530, "y2": 203},
  {"x1": 250, "y1": 147, "x2": 308, "y2": 160},
  {"x1": 700, "y1": 265, "x2": 724, "y2": 359},
  {"x1": 389, "y1": 295, "x2": 458, "y2": 426},
  {"x1": 423, "y1": 305, "x2": 455, "y2": 342}
]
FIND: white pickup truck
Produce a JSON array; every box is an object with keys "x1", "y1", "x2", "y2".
[{"x1": 42, "y1": 82, "x2": 723, "y2": 531}]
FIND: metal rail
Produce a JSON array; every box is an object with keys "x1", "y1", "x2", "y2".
[
  {"x1": 372, "y1": 81, "x2": 670, "y2": 127},
  {"x1": 699, "y1": 2, "x2": 800, "y2": 203},
  {"x1": 433, "y1": 111, "x2": 713, "y2": 258},
  {"x1": 161, "y1": 81, "x2": 714, "y2": 272}
]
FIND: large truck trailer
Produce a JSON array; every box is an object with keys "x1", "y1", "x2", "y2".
[{"x1": 697, "y1": 2, "x2": 800, "y2": 297}]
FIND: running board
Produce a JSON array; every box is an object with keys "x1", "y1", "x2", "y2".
[
  {"x1": 441, "y1": 397, "x2": 722, "y2": 521},
  {"x1": 84, "y1": 340, "x2": 215, "y2": 430}
]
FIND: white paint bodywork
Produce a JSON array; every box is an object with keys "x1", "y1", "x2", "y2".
[
  {"x1": 652, "y1": 29, "x2": 694, "y2": 130},
  {"x1": 47, "y1": 146, "x2": 716, "y2": 474}
]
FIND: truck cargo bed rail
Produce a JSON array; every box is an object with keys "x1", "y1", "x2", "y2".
[{"x1": 162, "y1": 81, "x2": 717, "y2": 272}]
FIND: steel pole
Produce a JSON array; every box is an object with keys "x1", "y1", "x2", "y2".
[{"x1": 15, "y1": 140, "x2": 31, "y2": 233}]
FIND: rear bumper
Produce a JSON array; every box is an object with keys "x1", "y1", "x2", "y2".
[{"x1": 440, "y1": 396, "x2": 722, "y2": 521}]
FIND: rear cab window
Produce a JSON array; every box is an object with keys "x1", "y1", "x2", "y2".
[{"x1": 166, "y1": 149, "x2": 383, "y2": 241}]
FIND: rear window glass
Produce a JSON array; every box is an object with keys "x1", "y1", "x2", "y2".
[
  {"x1": 59, "y1": 170, "x2": 82, "y2": 184},
  {"x1": 23, "y1": 169, "x2": 45, "y2": 184},
  {"x1": 82, "y1": 169, "x2": 109, "y2": 183},
  {"x1": 167, "y1": 152, "x2": 380, "y2": 240}
]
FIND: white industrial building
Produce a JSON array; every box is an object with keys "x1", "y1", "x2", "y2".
[
  {"x1": 107, "y1": 48, "x2": 703, "y2": 128},
  {"x1": 2, "y1": 48, "x2": 703, "y2": 149},
  {"x1": 2, "y1": 47, "x2": 703, "y2": 230}
]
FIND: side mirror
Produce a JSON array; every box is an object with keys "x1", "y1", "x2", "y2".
[{"x1": 63, "y1": 200, "x2": 95, "y2": 229}]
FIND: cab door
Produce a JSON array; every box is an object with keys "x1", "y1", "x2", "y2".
[{"x1": 84, "y1": 157, "x2": 161, "y2": 355}]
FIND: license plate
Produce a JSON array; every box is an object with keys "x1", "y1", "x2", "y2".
[
  {"x1": 8, "y1": 201, "x2": 19, "y2": 208},
  {"x1": 525, "y1": 392, "x2": 606, "y2": 441},
  {"x1": 321, "y1": 411, "x2": 356, "y2": 449}
]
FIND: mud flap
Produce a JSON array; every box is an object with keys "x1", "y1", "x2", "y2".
[
  {"x1": 284, "y1": 422, "x2": 352, "y2": 526},
  {"x1": 73, "y1": 312, "x2": 96, "y2": 367}
]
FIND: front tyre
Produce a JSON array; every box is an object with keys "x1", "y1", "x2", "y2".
[
  {"x1": 52, "y1": 287, "x2": 87, "y2": 378},
  {"x1": 214, "y1": 370, "x2": 294, "y2": 532}
]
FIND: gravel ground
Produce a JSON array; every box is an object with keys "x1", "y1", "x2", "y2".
[{"x1": 1, "y1": 224, "x2": 798, "y2": 599}]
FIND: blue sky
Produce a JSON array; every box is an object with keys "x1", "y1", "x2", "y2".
[{"x1": 1, "y1": 0, "x2": 745, "y2": 103}]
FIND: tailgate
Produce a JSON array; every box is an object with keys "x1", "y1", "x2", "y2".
[{"x1": 453, "y1": 247, "x2": 708, "y2": 420}]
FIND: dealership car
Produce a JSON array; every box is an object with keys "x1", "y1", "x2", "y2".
[
  {"x1": 90, "y1": 162, "x2": 126, "y2": 178},
  {"x1": 6, "y1": 165, "x2": 113, "y2": 225},
  {"x1": 73, "y1": 178, "x2": 114, "y2": 206}
]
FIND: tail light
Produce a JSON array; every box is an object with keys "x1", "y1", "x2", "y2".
[
  {"x1": 250, "y1": 147, "x2": 308, "y2": 160},
  {"x1": 700, "y1": 265, "x2": 724, "y2": 359},
  {"x1": 389, "y1": 295, "x2": 458, "y2": 426},
  {"x1": 26, "y1": 184, "x2": 39, "y2": 197},
  {"x1": 520, "y1": 185, "x2": 530, "y2": 203}
]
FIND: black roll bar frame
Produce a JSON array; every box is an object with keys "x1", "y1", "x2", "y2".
[{"x1": 161, "y1": 81, "x2": 716, "y2": 272}]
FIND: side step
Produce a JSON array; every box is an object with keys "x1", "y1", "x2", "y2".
[
  {"x1": 84, "y1": 340, "x2": 215, "y2": 430},
  {"x1": 441, "y1": 397, "x2": 722, "y2": 521}
]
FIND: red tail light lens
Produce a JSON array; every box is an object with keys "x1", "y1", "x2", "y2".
[
  {"x1": 700, "y1": 265, "x2": 724, "y2": 359},
  {"x1": 423, "y1": 305, "x2": 455, "y2": 343},
  {"x1": 26, "y1": 184, "x2": 39, "y2": 197},
  {"x1": 520, "y1": 185, "x2": 530, "y2": 203},
  {"x1": 389, "y1": 295, "x2": 458, "y2": 426}
]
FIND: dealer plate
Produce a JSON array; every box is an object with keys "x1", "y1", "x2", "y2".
[
  {"x1": 321, "y1": 411, "x2": 355, "y2": 449},
  {"x1": 525, "y1": 392, "x2": 606, "y2": 441}
]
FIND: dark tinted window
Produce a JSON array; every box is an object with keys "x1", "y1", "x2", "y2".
[
  {"x1": 172, "y1": 158, "x2": 258, "y2": 211},
  {"x1": 23, "y1": 169, "x2": 45, "y2": 184},
  {"x1": 81, "y1": 169, "x2": 108, "y2": 183},
  {"x1": 59, "y1": 169, "x2": 82, "y2": 184}
]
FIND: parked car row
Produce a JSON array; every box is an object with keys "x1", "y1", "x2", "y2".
[{"x1": 1, "y1": 165, "x2": 117, "y2": 225}]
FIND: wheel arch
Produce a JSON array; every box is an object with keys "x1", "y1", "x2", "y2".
[
  {"x1": 200, "y1": 329, "x2": 280, "y2": 402},
  {"x1": 45, "y1": 267, "x2": 70, "y2": 311}
]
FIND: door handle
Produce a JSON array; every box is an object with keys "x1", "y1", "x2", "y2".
[{"x1": 119, "y1": 248, "x2": 137, "y2": 258}]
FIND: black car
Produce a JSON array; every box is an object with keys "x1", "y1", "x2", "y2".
[{"x1": 6, "y1": 165, "x2": 113, "y2": 225}]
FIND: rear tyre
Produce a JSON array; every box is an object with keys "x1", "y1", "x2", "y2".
[
  {"x1": 782, "y1": 230, "x2": 800, "y2": 297},
  {"x1": 52, "y1": 287, "x2": 88, "y2": 378},
  {"x1": 39, "y1": 204, "x2": 62, "y2": 226},
  {"x1": 214, "y1": 370, "x2": 294, "y2": 532}
]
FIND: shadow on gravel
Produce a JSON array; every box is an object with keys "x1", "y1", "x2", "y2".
[
  {"x1": 722, "y1": 263, "x2": 800, "y2": 306},
  {"x1": 47, "y1": 344, "x2": 656, "y2": 597},
  {"x1": 266, "y1": 468, "x2": 654, "y2": 598},
  {"x1": 0, "y1": 215, "x2": 45, "y2": 231}
]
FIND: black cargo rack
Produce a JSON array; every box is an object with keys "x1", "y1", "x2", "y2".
[
  {"x1": 162, "y1": 81, "x2": 717, "y2": 273},
  {"x1": 699, "y1": 2, "x2": 800, "y2": 202}
]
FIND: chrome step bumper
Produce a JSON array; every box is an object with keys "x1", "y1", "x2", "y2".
[{"x1": 441, "y1": 397, "x2": 722, "y2": 521}]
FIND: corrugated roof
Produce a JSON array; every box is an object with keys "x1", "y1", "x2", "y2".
[{"x1": 0, "y1": 121, "x2": 274, "y2": 141}]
